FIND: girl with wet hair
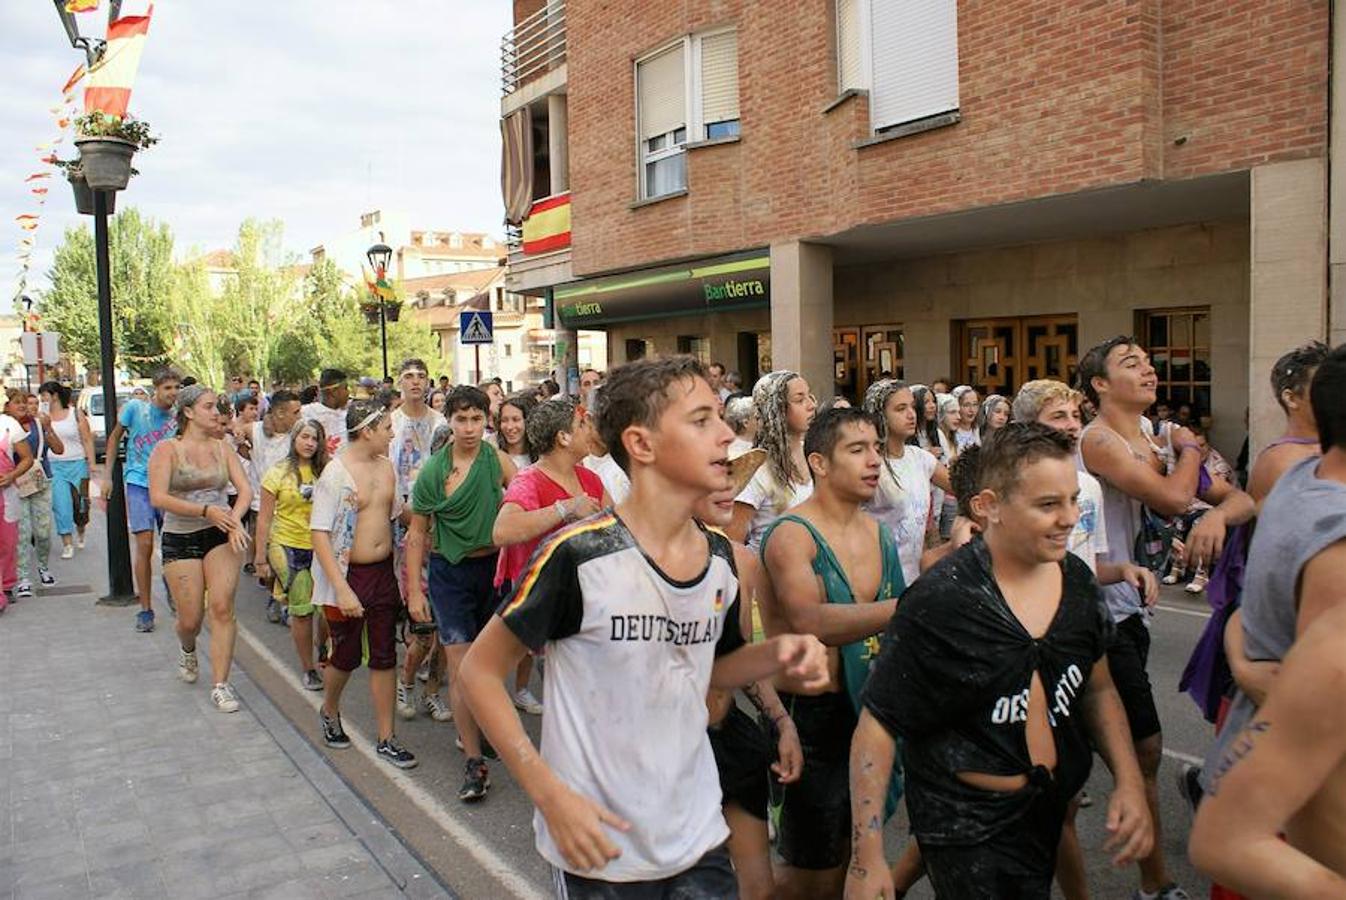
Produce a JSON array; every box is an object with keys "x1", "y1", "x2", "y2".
[
  {"x1": 729, "y1": 370, "x2": 817, "y2": 548},
  {"x1": 149, "y1": 384, "x2": 253, "y2": 712},
  {"x1": 935, "y1": 393, "x2": 963, "y2": 540},
  {"x1": 951, "y1": 385, "x2": 981, "y2": 450},
  {"x1": 1246, "y1": 340, "x2": 1330, "y2": 505},
  {"x1": 724, "y1": 395, "x2": 759, "y2": 457},
  {"x1": 975, "y1": 394, "x2": 1010, "y2": 441}
]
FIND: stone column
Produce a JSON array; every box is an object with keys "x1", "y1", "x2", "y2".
[
  {"x1": 1332, "y1": 7, "x2": 1346, "y2": 346},
  {"x1": 1249, "y1": 158, "x2": 1328, "y2": 456},
  {"x1": 546, "y1": 94, "x2": 579, "y2": 392},
  {"x1": 770, "y1": 241, "x2": 834, "y2": 400}
]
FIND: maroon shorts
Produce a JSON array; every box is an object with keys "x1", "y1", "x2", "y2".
[{"x1": 323, "y1": 558, "x2": 400, "y2": 672}]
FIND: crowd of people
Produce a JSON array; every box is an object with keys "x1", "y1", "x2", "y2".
[{"x1": 2, "y1": 334, "x2": 1343, "y2": 900}]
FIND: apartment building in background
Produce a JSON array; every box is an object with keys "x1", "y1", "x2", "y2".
[{"x1": 501, "y1": 0, "x2": 1344, "y2": 456}]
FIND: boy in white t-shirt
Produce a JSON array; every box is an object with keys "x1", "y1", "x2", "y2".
[{"x1": 459, "y1": 357, "x2": 827, "y2": 896}]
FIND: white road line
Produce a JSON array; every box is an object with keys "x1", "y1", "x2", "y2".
[
  {"x1": 1162, "y1": 748, "x2": 1205, "y2": 766},
  {"x1": 237, "y1": 627, "x2": 549, "y2": 900},
  {"x1": 1155, "y1": 604, "x2": 1212, "y2": 620}
]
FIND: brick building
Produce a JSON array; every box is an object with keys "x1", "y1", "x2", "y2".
[{"x1": 501, "y1": 0, "x2": 1340, "y2": 454}]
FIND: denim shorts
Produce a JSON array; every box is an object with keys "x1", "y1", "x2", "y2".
[
  {"x1": 125, "y1": 483, "x2": 162, "y2": 535},
  {"x1": 428, "y1": 552, "x2": 498, "y2": 645}
]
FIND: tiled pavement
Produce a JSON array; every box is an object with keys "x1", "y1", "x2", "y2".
[{"x1": 0, "y1": 561, "x2": 455, "y2": 900}]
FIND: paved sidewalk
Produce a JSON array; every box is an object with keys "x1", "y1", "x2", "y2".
[{"x1": 0, "y1": 540, "x2": 455, "y2": 900}]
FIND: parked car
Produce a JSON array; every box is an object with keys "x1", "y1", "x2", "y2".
[{"x1": 78, "y1": 389, "x2": 134, "y2": 462}]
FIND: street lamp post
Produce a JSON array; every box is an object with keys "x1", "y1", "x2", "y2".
[
  {"x1": 366, "y1": 242, "x2": 393, "y2": 381},
  {"x1": 52, "y1": 0, "x2": 136, "y2": 604}
]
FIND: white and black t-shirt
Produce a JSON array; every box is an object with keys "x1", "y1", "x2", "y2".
[{"x1": 499, "y1": 512, "x2": 746, "y2": 882}]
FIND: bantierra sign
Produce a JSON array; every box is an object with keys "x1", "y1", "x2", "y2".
[{"x1": 554, "y1": 250, "x2": 770, "y2": 327}]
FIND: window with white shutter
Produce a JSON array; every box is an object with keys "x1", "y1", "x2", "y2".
[
  {"x1": 698, "y1": 29, "x2": 740, "y2": 140},
  {"x1": 637, "y1": 42, "x2": 689, "y2": 199},
  {"x1": 868, "y1": 0, "x2": 959, "y2": 132},
  {"x1": 836, "y1": 0, "x2": 864, "y2": 93}
]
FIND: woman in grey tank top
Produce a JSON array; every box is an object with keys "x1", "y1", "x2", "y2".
[{"x1": 147, "y1": 385, "x2": 253, "y2": 713}]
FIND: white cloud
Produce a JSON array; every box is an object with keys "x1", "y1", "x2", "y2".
[{"x1": 1, "y1": 0, "x2": 512, "y2": 300}]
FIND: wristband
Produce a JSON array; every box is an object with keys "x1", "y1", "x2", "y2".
[
  {"x1": 1176, "y1": 441, "x2": 1201, "y2": 455},
  {"x1": 553, "y1": 499, "x2": 569, "y2": 522}
]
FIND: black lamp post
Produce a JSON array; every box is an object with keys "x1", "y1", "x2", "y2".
[
  {"x1": 52, "y1": 0, "x2": 135, "y2": 605},
  {"x1": 366, "y1": 242, "x2": 393, "y2": 381}
]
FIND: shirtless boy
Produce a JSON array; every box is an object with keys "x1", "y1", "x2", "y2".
[
  {"x1": 310, "y1": 400, "x2": 416, "y2": 768},
  {"x1": 759, "y1": 406, "x2": 907, "y2": 900}
]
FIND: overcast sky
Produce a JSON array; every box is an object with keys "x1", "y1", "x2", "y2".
[{"x1": 2, "y1": 1, "x2": 512, "y2": 305}]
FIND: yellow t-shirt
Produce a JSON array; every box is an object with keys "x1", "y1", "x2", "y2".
[{"x1": 261, "y1": 461, "x2": 315, "y2": 550}]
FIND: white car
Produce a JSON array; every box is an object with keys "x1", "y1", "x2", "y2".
[{"x1": 77, "y1": 388, "x2": 134, "y2": 461}]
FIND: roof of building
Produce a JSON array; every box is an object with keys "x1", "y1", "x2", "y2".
[
  {"x1": 401, "y1": 267, "x2": 504, "y2": 295},
  {"x1": 407, "y1": 231, "x2": 501, "y2": 256},
  {"x1": 199, "y1": 250, "x2": 236, "y2": 270}
]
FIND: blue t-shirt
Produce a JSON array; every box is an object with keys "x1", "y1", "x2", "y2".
[{"x1": 118, "y1": 399, "x2": 176, "y2": 487}]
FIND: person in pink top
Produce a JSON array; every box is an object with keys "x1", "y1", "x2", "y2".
[{"x1": 491, "y1": 397, "x2": 609, "y2": 714}]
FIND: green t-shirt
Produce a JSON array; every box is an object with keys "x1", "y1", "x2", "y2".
[{"x1": 411, "y1": 443, "x2": 502, "y2": 563}]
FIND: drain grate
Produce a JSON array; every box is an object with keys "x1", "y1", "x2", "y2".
[{"x1": 38, "y1": 583, "x2": 94, "y2": 597}]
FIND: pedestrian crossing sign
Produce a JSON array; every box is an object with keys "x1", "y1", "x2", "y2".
[{"x1": 460, "y1": 311, "x2": 494, "y2": 345}]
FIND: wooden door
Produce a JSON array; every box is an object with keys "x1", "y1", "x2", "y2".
[
  {"x1": 833, "y1": 328, "x2": 859, "y2": 401},
  {"x1": 956, "y1": 315, "x2": 1077, "y2": 396}
]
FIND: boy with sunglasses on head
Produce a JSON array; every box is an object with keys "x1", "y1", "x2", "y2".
[{"x1": 310, "y1": 400, "x2": 416, "y2": 769}]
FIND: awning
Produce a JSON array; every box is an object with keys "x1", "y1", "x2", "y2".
[
  {"x1": 554, "y1": 249, "x2": 769, "y2": 328},
  {"x1": 500, "y1": 107, "x2": 534, "y2": 226}
]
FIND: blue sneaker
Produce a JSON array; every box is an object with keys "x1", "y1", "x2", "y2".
[{"x1": 135, "y1": 609, "x2": 155, "y2": 633}]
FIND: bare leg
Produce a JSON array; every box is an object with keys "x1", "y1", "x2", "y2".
[
  {"x1": 289, "y1": 613, "x2": 315, "y2": 672},
  {"x1": 1055, "y1": 798, "x2": 1089, "y2": 900},
  {"x1": 370, "y1": 668, "x2": 396, "y2": 742},
  {"x1": 892, "y1": 841, "x2": 924, "y2": 893},
  {"x1": 724, "y1": 803, "x2": 775, "y2": 900},
  {"x1": 445, "y1": 643, "x2": 482, "y2": 756},
  {"x1": 402, "y1": 635, "x2": 432, "y2": 689},
  {"x1": 1135, "y1": 733, "x2": 1170, "y2": 892},
  {"x1": 133, "y1": 531, "x2": 155, "y2": 610},
  {"x1": 322, "y1": 666, "x2": 351, "y2": 719},
  {"x1": 165, "y1": 559, "x2": 205, "y2": 650},
  {"x1": 202, "y1": 544, "x2": 241, "y2": 685}
]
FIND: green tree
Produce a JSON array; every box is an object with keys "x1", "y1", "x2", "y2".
[
  {"x1": 166, "y1": 259, "x2": 229, "y2": 388},
  {"x1": 41, "y1": 208, "x2": 176, "y2": 374},
  {"x1": 218, "y1": 219, "x2": 301, "y2": 382}
]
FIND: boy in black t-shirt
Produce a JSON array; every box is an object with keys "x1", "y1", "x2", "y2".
[{"x1": 847, "y1": 423, "x2": 1153, "y2": 900}]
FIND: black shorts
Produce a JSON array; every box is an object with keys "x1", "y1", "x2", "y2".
[
  {"x1": 774, "y1": 691, "x2": 857, "y2": 870},
  {"x1": 919, "y1": 774, "x2": 1064, "y2": 900},
  {"x1": 1108, "y1": 613, "x2": 1162, "y2": 742},
  {"x1": 708, "y1": 705, "x2": 772, "y2": 821},
  {"x1": 553, "y1": 844, "x2": 736, "y2": 899},
  {"x1": 161, "y1": 527, "x2": 231, "y2": 564}
]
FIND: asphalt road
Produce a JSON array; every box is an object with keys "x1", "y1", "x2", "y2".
[{"x1": 73, "y1": 511, "x2": 1223, "y2": 898}]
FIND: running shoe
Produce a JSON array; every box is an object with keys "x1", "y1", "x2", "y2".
[
  {"x1": 179, "y1": 647, "x2": 199, "y2": 684},
  {"x1": 76, "y1": 534, "x2": 86, "y2": 550},
  {"x1": 455, "y1": 735, "x2": 499, "y2": 760},
  {"x1": 266, "y1": 598, "x2": 282, "y2": 624},
  {"x1": 319, "y1": 709, "x2": 350, "y2": 749},
  {"x1": 14, "y1": 581, "x2": 32, "y2": 600},
  {"x1": 513, "y1": 688, "x2": 544, "y2": 715},
  {"x1": 134, "y1": 609, "x2": 155, "y2": 633},
  {"x1": 1176, "y1": 762, "x2": 1204, "y2": 813},
  {"x1": 37, "y1": 567, "x2": 55, "y2": 587},
  {"x1": 301, "y1": 669, "x2": 323, "y2": 692},
  {"x1": 60, "y1": 545, "x2": 74, "y2": 560},
  {"x1": 396, "y1": 681, "x2": 417, "y2": 720},
  {"x1": 279, "y1": 606, "x2": 290, "y2": 627},
  {"x1": 422, "y1": 692, "x2": 453, "y2": 722},
  {"x1": 210, "y1": 683, "x2": 240, "y2": 713},
  {"x1": 1185, "y1": 571, "x2": 1209, "y2": 594},
  {"x1": 375, "y1": 737, "x2": 418, "y2": 770},
  {"x1": 457, "y1": 757, "x2": 490, "y2": 802}
]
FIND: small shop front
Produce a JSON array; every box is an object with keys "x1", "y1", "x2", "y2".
[{"x1": 552, "y1": 249, "x2": 772, "y2": 383}]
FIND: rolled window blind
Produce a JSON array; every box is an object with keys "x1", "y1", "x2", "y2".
[
  {"x1": 700, "y1": 30, "x2": 739, "y2": 124},
  {"x1": 869, "y1": 0, "x2": 959, "y2": 131},
  {"x1": 836, "y1": 0, "x2": 863, "y2": 92},
  {"x1": 638, "y1": 43, "x2": 686, "y2": 140}
]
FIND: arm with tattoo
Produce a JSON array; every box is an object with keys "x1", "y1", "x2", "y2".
[{"x1": 844, "y1": 711, "x2": 898, "y2": 899}]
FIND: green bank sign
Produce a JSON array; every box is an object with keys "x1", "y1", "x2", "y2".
[{"x1": 554, "y1": 250, "x2": 769, "y2": 328}]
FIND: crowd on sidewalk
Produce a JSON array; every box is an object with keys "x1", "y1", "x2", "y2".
[{"x1": 4, "y1": 334, "x2": 1344, "y2": 899}]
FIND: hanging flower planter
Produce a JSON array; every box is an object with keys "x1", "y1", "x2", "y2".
[
  {"x1": 361, "y1": 303, "x2": 382, "y2": 325},
  {"x1": 383, "y1": 301, "x2": 402, "y2": 323},
  {"x1": 72, "y1": 112, "x2": 158, "y2": 193},
  {"x1": 66, "y1": 169, "x2": 116, "y2": 216}
]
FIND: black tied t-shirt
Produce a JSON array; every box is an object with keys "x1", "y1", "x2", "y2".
[{"x1": 862, "y1": 538, "x2": 1112, "y2": 846}]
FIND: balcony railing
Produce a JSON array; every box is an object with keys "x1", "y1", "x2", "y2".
[{"x1": 502, "y1": 0, "x2": 566, "y2": 96}]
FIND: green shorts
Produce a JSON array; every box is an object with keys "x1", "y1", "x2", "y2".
[{"x1": 268, "y1": 543, "x2": 315, "y2": 617}]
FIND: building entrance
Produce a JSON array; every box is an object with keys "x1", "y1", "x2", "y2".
[
  {"x1": 833, "y1": 323, "x2": 903, "y2": 401},
  {"x1": 955, "y1": 315, "x2": 1078, "y2": 396}
]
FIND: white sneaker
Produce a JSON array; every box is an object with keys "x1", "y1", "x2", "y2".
[
  {"x1": 38, "y1": 567, "x2": 56, "y2": 587},
  {"x1": 76, "y1": 535, "x2": 85, "y2": 550},
  {"x1": 60, "y1": 545, "x2": 74, "y2": 560},
  {"x1": 422, "y1": 691, "x2": 453, "y2": 722},
  {"x1": 179, "y1": 647, "x2": 199, "y2": 683},
  {"x1": 513, "y1": 688, "x2": 544, "y2": 715},
  {"x1": 13, "y1": 581, "x2": 32, "y2": 600},
  {"x1": 396, "y1": 680, "x2": 417, "y2": 720},
  {"x1": 211, "y1": 683, "x2": 240, "y2": 713}
]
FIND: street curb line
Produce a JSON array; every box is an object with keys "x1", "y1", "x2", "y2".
[{"x1": 235, "y1": 623, "x2": 549, "y2": 900}]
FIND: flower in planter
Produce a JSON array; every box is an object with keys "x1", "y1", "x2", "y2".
[
  {"x1": 73, "y1": 112, "x2": 158, "y2": 192},
  {"x1": 74, "y1": 111, "x2": 159, "y2": 149}
]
